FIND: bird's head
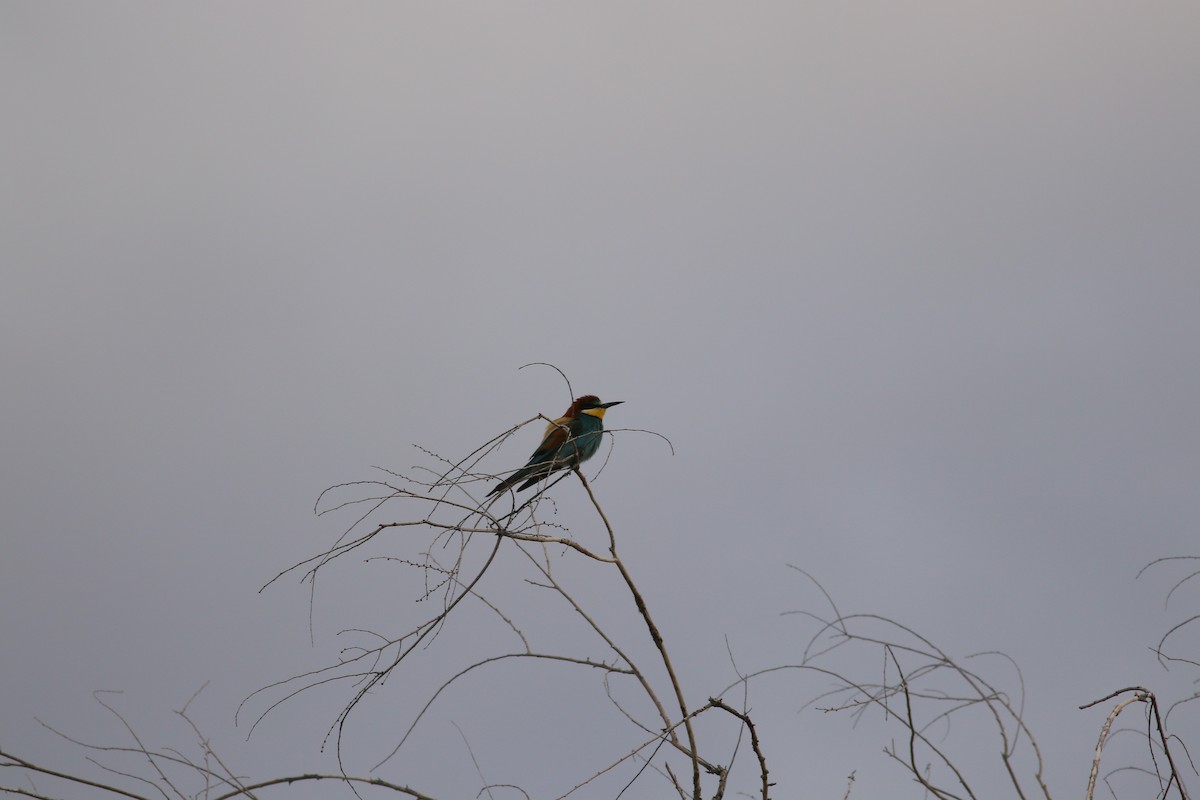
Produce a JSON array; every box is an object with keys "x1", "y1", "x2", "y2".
[{"x1": 569, "y1": 395, "x2": 624, "y2": 419}]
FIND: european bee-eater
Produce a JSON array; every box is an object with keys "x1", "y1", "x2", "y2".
[{"x1": 488, "y1": 395, "x2": 623, "y2": 496}]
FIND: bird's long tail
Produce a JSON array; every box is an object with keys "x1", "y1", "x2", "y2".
[
  {"x1": 486, "y1": 474, "x2": 520, "y2": 497},
  {"x1": 487, "y1": 464, "x2": 546, "y2": 497}
]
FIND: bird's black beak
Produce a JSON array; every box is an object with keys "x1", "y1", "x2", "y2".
[{"x1": 600, "y1": 401, "x2": 624, "y2": 408}]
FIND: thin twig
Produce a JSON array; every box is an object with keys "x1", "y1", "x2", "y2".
[
  {"x1": 707, "y1": 698, "x2": 770, "y2": 800},
  {"x1": 575, "y1": 469, "x2": 703, "y2": 799}
]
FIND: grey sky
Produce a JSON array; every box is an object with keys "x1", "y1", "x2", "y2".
[{"x1": 3, "y1": 3, "x2": 1199, "y2": 798}]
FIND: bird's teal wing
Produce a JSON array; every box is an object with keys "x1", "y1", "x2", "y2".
[
  {"x1": 525, "y1": 415, "x2": 573, "y2": 464},
  {"x1": 486, "y1": 416, "x2": 574, "y2": 496}
]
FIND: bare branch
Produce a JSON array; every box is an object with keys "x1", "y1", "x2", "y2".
[
  {"x1": 574, "y1": 469, "x2": 703, "y2": 799},
  {"x1": 707, "y1": 698, "x2": 771, "y2": 800}
]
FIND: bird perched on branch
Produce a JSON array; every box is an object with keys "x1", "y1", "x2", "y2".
[{"x1": 488, "y1": 395, "x2": 623, "y2": 496}]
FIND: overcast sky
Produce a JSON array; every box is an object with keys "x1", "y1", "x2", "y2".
[{"x1": 3, "y1": 3, "x2": 1199, "y2": 798}]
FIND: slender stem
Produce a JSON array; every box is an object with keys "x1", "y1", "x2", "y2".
[
  {"x1": 0, "y1": 749, "x2": 151, "y2": 800},
  {"x1": 574, "y1": 469, "x2": 702, "y2": 800},
  {"x1": 707, "y1": 699, "x2": 770, "y2": 800}
]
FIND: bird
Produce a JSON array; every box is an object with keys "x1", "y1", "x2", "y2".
[{"x1": 488, "y1": 395, "x2": 623, "y2": 496}]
